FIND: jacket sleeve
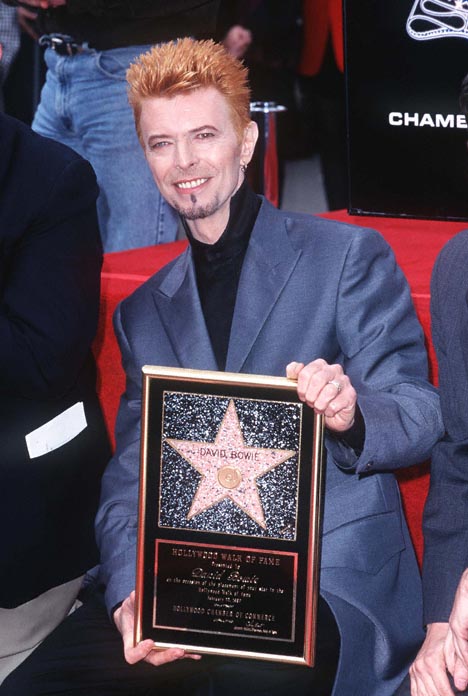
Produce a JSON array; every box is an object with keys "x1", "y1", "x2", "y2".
[
  {"x1": 422, "y1": 231, "x2": 468, "y2": 624},
  {"x1": 95, "y1": 302, "x2": 143, "y2": 614},
  {"x1": 326, "y1": 227, "x2": 443, "y2": 473},
  {"x1": 0, "y1": 157, "x2": 102, "y2": 399}
]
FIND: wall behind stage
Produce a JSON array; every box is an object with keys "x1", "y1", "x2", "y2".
[{"x1": 345, "y1": 0, "x2": 468, "y2": 221}]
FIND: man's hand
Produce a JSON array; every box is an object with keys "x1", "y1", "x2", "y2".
[
  {"x1": 446, "y1": 569, "x2": 468, "y2": 692},
  {"x1": 17, "y1": 6, "x2": 39, "y2": 39},
  {"x1": 17, "y1": 0, "x2": 66, "y2": 7},
  {"x1": 114, "y1": 591, "x2": 202, "y2": 667},
  {"x1": 286, "y1": 359, "x2": 356, "y2": 432},
  {"x1": 223, "y1": 25, "x2": 252, "y2": 59},
  {"x1": 409, "y1": 622, "x2": 454, "y2": 696},
  {"x1": 17, "y1": 1, "x2": 66, "y2": 39}
]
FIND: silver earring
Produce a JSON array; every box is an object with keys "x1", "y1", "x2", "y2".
[{"x1": 241, "y1": 163, "x2": 248, "y2": 173}]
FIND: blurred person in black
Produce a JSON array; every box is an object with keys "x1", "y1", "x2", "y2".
[
  {"x1": 0, "y1": 107, "x2": 110, "y2": 684},
  {"x1": 218, "y1": 1, "x2": 303, "y2": 205},
  {"x1": 297, "y1": 0, "x2": 347, "y2": 211}
]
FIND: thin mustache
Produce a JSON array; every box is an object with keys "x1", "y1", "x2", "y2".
[{"x1": 169, "y1": 171, "x2": 214, "y2": 185}]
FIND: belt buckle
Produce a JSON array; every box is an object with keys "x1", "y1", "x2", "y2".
[{"x1": 40, "y1": 34, "x2": 81, "y2": 56}]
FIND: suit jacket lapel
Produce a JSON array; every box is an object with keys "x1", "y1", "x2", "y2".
[
  {"x1": 153, "y1": 249, "x2": 218, "y2": 370},
  {"x1": 226, "y1": 201, "x2": 302, "y2": 373}
]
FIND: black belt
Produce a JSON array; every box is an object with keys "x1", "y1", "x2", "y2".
[{"x1": 39, "y1": 34, "x2": 86, "y2": 56}]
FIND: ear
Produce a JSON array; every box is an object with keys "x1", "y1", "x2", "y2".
[{"x1": 240, "y1": 120, "x2": 259, "y2": 165}]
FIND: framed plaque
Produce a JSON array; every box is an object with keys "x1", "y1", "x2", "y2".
[{"x1": 134, "y1": 366, "x2": 324, "y2": 666}]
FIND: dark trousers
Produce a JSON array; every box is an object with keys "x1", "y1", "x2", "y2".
[
  {"x1": 297, "y1": 43, "x2": 348, "y2": 212},
  {"x1": 0, "y1": 590, "x2": 339, "y2": 696}
]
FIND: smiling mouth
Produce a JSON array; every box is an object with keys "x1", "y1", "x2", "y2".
[{"x1": 175, "y1": 178, "x2": 208, "y2": 190}]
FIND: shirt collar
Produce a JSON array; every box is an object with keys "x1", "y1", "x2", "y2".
[{"x1": 184, "y1": 180, "x2": 261, "y2": 266}]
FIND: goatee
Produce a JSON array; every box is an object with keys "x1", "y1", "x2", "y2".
[{"x1": 174, "y1": 196, "x2": 220, "y2": 221}]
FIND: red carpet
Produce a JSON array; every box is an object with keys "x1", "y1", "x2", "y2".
[{"x1": 94, "y1": 211, "x2": 467, "y2": 564}]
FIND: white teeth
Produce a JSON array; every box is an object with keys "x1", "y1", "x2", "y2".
[{"x1": 176, "y1": 178, "x2": 207, "y2": 189}]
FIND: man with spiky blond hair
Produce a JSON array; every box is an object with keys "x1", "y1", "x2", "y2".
[{"x1": 0, "y1": 38, "x2": 443, "y2": 696}]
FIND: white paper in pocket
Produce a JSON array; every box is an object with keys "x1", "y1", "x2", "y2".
[{"x1": 25, "y1": 401, "x2": 87, "y2": 459}]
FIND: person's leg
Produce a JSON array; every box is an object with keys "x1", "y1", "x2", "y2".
[
  {"x1": 0, "y1": 576, "x2": 83, "y2": 685},
  {"x1": 0, "y1": 589, "x2": 210, "y2": 696},
  {"x1": 32, "y1": 49, "x2": 83, "y2": 155},
  {"x1": 33, "y1": 45, "x2": 179, "y2": 252},
  {"x1": 66, "y1": 45, "x2": 178, "y2": 252}
]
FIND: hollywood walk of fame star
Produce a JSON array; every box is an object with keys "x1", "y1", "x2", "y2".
[{"x1": 165, "y1": 400, "x2": 296, "y2": 529}]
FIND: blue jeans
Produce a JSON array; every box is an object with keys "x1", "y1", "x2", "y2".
[{"x1": 33, "y1": 44, "x2": 179, "y2": 252}]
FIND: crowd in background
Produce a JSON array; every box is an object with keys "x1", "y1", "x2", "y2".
[{"x1": 0, "y1": 0, "x2": 347, "y2": 249}]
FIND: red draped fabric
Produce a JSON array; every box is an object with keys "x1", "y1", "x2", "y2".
[{"x1": 299, "y1": 0, "x2": 344, "y2": 76}]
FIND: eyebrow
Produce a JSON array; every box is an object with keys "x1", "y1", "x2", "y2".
[{"x1": 147, "y1": 125, "x2": 220, "y2": 142}]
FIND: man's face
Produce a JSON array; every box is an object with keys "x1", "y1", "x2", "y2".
[{"x1": 139, "y1": 87, "x2": 257, "y2": 241}]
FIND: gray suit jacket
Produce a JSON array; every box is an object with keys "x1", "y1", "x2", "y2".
[{"x1": 96, "y1": 199, "x2": 443, "y2": 696}]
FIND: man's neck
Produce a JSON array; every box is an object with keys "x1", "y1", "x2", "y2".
[{"x1": 184, "y1": 209, "x2": 230, "y2": 245}]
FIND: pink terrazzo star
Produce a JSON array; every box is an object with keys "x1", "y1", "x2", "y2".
[{"x1": 166, "y1": 400, "x2": 296, "y2": 529}]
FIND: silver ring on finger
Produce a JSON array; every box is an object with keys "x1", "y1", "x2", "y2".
[{"x1": 327, "y1": 379, "x2": 342, "y2": 393}]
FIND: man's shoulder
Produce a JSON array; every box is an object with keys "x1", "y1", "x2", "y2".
[
  {"x1": 0, "y1": 114, "x2": 98, "y2": 227},
  {"x1": 2, "y1": 114, "x2": 79, "y2": 162},
  {"x1": 434, "y1": 228, "x2": 468, "y2": 271},
  {"x1": 259, "y1": 202, "x2": 384, "y2": 252},
  {"x1": 431, "y1": 228, "x2": 468, "y2": 305},
  {"x1": 0, "y1": 113, "x2": 95, "y2": 183}
]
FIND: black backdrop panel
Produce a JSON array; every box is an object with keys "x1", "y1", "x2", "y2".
[{"x1": 345, "y1": 1, "x2": 468, "y2": 221}]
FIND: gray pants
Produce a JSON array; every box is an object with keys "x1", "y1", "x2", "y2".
[{"x1": 0, "y1": 575, "x2": 83, "y2": 684}]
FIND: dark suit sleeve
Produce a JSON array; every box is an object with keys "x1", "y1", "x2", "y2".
[
  {"x1": 0, "y1": 157, "x2": 102, "y2": 398},
  {"x1": 422, "y1": 231, "x2": 468, "y2": 624},
  {"x1": 95, "y1": 302, "x2": 142, "y2": 613}
]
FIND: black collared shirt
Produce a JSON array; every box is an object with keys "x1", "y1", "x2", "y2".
[{"x1": 184, "y1": 180, "x2": 261, "y2": 371}]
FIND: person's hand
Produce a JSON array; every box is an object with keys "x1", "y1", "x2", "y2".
[
  {"x1": 17, "y1": 0, "x2": 66, "y2": 7},
  {"x1": 17, "y1": 0, "x2": 66, "y2": 39},
  {"x1": 222, "y1": 25, "x2": 252, "y2": 59},
  {"x1": 114, "y1": 591, "x2": 202, "y2": 667},
  {"x1": 286, "y1": 359, "x2": 356, "y2": 432},
  {"x1": 446, "y1": 569, "x2": 468, "y2": 691},
  {"x1": 409, "y1": 622, "x2": 455, "y2": 696},
  {"x1": 17, "y1": 6, "x2": 39, "y2": 39}
]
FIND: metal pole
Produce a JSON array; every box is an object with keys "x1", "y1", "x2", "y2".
[{"x1": 250, "y1": 101, "x2": 286, "y2": 206}]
